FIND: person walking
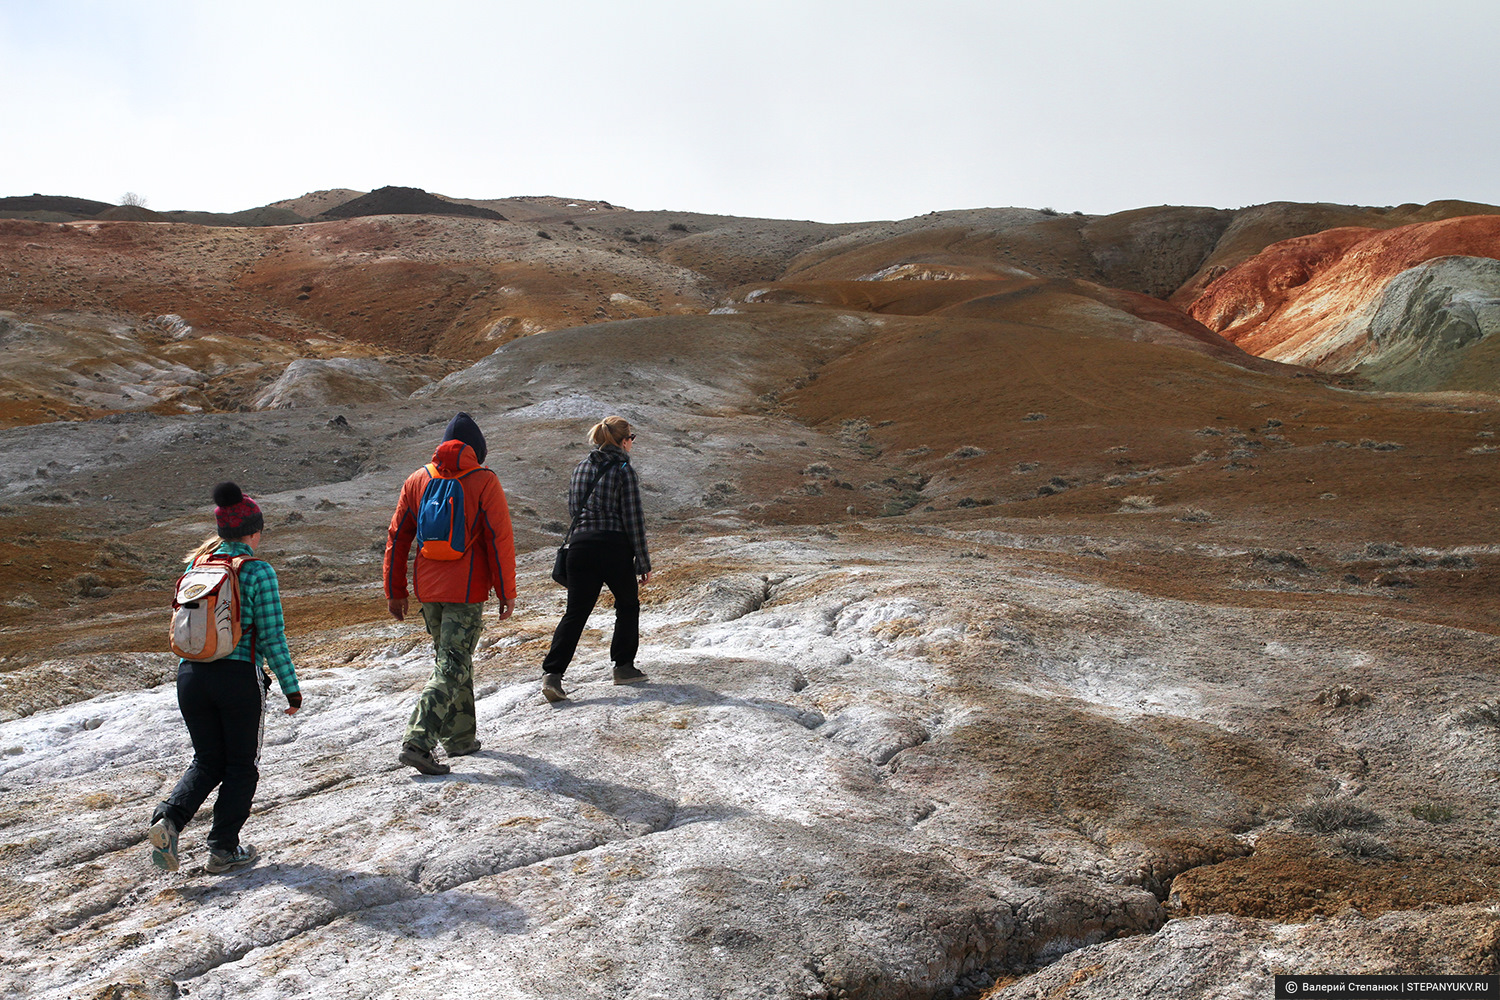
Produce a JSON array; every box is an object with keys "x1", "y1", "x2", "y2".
[
  {"x1": 384, "y1": 412, "x2": 516, "y2": 775},
  {"x1": 539, "y1": 415, "x2": 652, "y2": 702},
  {"x1": 149, "y1": 482, "x2": 302, "y2": 874}
]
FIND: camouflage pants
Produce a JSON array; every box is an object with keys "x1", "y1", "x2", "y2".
[{"x1": 404, "y1": 602, "x2": 484, "y2": 755}]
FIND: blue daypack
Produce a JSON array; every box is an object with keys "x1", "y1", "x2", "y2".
[{"x1": 416, "y1": 465, "x2": 478, "y2": 560}]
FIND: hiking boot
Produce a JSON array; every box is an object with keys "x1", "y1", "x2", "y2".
[
  {"x1": 542, "y1": 672, "x2": 568, "y2": 703},
  {"x1": 148, "y1": 815, "x2": 179, "y2": 873},
  {"x1": 205, "y1": 843, "x2": 257, "y2": 874},
  {"x1": 612, "y1": 663, "x2": 648, "y2": 685},
  {"x1": 399, "y1": 744, "x2": 451, "y2": 775},
  {"x1": 445, "y1": 739, "x2": 481, "y2": 757}
]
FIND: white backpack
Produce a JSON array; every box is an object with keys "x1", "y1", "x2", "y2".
[{"x1": 169, "y1": 555, "x2": 258, "y2": 661}]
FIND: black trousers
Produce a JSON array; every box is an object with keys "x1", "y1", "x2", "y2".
[
  {"x1": 155, "y1": 658, "x2": 265, "y2": 853},
  {"x1": 541, "y1": 535, "x2": 640, "y2": 675}
]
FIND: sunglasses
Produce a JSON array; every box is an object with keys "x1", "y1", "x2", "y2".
[{"x1": 626, "y1": 433, "x2": 637, "y2": 441}]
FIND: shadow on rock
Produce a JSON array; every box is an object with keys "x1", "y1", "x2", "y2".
[
  {"x1": 561, "y1": 681, "x2": 825, "y2": 729},
  {"x1": 490, "y1": 751, "x2": 746, "y2": 832}
]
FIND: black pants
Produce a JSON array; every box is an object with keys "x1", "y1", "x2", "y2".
[
  {"x1": 155, "y1": 658, "x2": 265, "y2": 853},
  {"x1": 541, "y1": 534, "x2": 639, "y2": 675}
]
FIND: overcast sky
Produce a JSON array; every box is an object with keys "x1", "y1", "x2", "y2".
[{"x1": 2, "y1": 0, "x2": 1496, "y2": 223}]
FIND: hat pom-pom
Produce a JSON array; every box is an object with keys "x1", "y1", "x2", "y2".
[{"x1": 212, "y1": 481, "x2": 244, "y2": 508}]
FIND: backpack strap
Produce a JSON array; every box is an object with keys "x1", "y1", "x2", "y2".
[
  {"x1": 212, "y1": 554, "x2": 262, "y2": 668},
  {"x1": 563, "y1": 459, "x2": 619, "y2": 545},
  {"x1": 424, "y1": 462, "x2": 487, "y2": 481}
]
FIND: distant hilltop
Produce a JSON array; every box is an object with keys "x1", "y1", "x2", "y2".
[{"x1": 0, "y1": 186, "x2": 629, "y2": 227}]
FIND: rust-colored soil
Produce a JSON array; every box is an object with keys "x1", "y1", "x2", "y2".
[
  {"x1": 1170, "y1": 834, "x2": 1500, "y2": 920},
  {"x1": 1190, "y1": 215, "x2": 1500, "y2": 364},
  {"x1": 1168, "y1": 199, "x2": 1500, "y2": 308}
]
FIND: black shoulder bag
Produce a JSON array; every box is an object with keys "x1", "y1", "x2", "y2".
[{"x1": 552, "y1": 459, "x2": 618, "y2": 586}]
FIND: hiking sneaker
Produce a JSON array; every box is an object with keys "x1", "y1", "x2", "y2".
[
  {"x1": 205, "y1": 843, "x2": 257, "y2": 874},
  {"x1": 542, "y1": 672, "x2": 568, "y2": 703},
  {"x1": 148, "y1": 816, "x2": 179, "y2": 873},
  {"x1": 612, "y1": 663, "x2": 648, "y2": 685},
  {"x1": 445, "y1": 739, "x2": 482, "y2": 757},
  {"x1": 399, "y1": 744, "x2": 451, "y2": 775}
]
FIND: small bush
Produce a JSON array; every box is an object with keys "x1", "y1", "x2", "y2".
[
  {"x1": 1410, "y1": 802, "x2": 1456, "y2": 824},
  {"x1": 70, "y1": 573, "x2": 109, "y2": 598},
  {"x1": 668, "y1": 222, "x2": 689, "y2": 232},
  {"x1": 946, "y1": 446, "x2": 985, "y2": 460},
  {"x1": 1337, "y1": 831, "x2": 1395, "y2": 860},
  {"x1": 1176, "y1": 508, "x2": 1213, "y2": 523},
  {"x1": 1361, "y1": 542, "x2": 1406, "y2": 559},
  {"x1": 1119, "y1": 495, "x2": 1156, "y2": 511},
  {"x1": 1252, "y1": 549, "x2": 1310, "y2": 571},
  {"x1": 1358, "y1": 439, "x2": 1403, "y2": 451},
  {"x1": 536, "y1": 230, "x2": 551, "y2": 240},
  {"x1": 1294, "y1": 796, "x2": 1381, "y2": 833},
  {"x1": 1022, "y1": 412, "x2": 1047, "y2": 422},
  {"x1": 1315, "y1": 685, "x2": 1370, "y2": 710}
]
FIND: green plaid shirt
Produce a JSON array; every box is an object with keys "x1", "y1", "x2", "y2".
[{"x1": 212, "y1": 541, "x2": 299, "y2": 695}]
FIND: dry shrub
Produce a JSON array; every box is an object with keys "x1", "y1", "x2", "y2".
[
  {"x1": 1294, "y1": 796, "x2": 1381, "y2": 833},
  {"x1": 1336, "y1": 831, "x2": 1395, "y2": 860},
  {"x1": 1410, "y1": 802, "x2": 1456, "y2": 824},
  {"x1": 69, "y1": 573, "x2": 109, "y2": 598}
]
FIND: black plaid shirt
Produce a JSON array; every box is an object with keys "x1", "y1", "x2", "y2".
[{"x1": 568, "y1": 445, "x2": 651, "y2": 573}]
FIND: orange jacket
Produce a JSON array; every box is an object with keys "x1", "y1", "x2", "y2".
[{"x1": 384, "y1": 439, "x2": 517, "y2": 605}]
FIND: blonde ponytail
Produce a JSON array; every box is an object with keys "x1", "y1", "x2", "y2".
[
  {"x1": 184, "y1": 532, "x2": 222, "y2": 565},
  {"x1": 588, "y1": 415, "x2": 632, "y2": 448}
]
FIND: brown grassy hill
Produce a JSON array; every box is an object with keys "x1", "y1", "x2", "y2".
[
  {"x1": 95, "y1": 205, "x2": 164, "y2": 222},
  {"x1": 441, "y1": 195, "x2": 628, "y2": 223},
  {"x1": 162, "y1": 207, "x2": 307, "y2": 227},
  {"x1": 0, "y1": 194, "x2": 115, "y2": 218},
  {"x1": 779, "y1": 308, "x2": 1500, "y2": 630},
  {"x1": 722, "y1": 275, "x2": 1285, "y2": 371},
  {"x1": 779, "y1": 206, "x2": 1236, "y2": 298},
  {"x1": 0, "y1": 215, "x2": 717, "y2": 358},
  {"x1": 267, "y1": 189, "x2": 365, "y2": 217},
  {"x1": 639, "y1": 213, "x2": 867, "y2": 288}
]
